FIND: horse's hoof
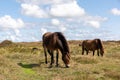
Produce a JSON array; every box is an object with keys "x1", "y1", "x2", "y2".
[
  {"x1": 66, "y1": 65, "x2": 70, "y2": 68},
  {"x1": 55, "y1": 64, "x2": 59, "y2": 67},
  {"x1": 49, "y1": 65, "x2": 52, "y2": 68},
  {"x1": 66, "y1": 66, "x2": 69, "y2": 68},
  {"x1": 45, "y1": 61, "x2": 48, "y2": 64}
]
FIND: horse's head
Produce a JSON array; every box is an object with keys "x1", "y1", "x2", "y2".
[
  {"x1": 100, "y1": 48, "x2": 104, "y2": 56},
  {"x1": 64, "y1": 52, "x2": 70, "y2": 68}
]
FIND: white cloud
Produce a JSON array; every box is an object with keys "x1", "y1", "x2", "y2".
[
  {"x1": 111, "y1": 8, "x2": 120, "y2": 16},
  {"x1": 21, "y1": 3, "x2": 48, "y2": 18},
  {"x1": 83, "y1": 15, "x2": 107, "y2": 28},
  {"x1": 10, "y1": 35, "x2": 16, "y2": 41},
  {"x1": 31, "y1": 36, "x2": 39, "y2": 41},
  {"x1": 41, "y1": 28, "x2": 47, "y2": 35},
  {"x1": 50, "y1": 1, "x2": 85, "y2": 17},
  {"x1": 17, "y1": 0, "x2": 75, "y2": 5},
  {"x1": 19, "y1": 0, "x2": 104, "y2": 29},
  {"x1": 0, "y1": 15, "x2": 25, "y2": 29},
  {"x1": 84, "y1": 20, "x2": 100, "y2": 28},
  {"x1": 3, "y1": 31, "x2": 17, "y2": 42},
  {"x1": 14, "y1": 29, "x2": 22, "y2": 37},
  {"x1": 51, "y1": 19, "x2": 60, "y2": 26},
  {"x1": 51, "y1": 19, "x2": 66, "y2": 32},
  {"x1": 64, "y1": 15, "x2": 107, "y2": 28},
  {"x1": 59, "y1": 25, "x2": 66, "y2": 32},
  {"x1": 0, "y1": 29, "x2": 22, "y2": 42},
  {"x1": 18, "y1": 0, "x2": 106, "y2": 28},
  {"x1": 21, "y1": 1, "x2": 85, "y2": 18}
]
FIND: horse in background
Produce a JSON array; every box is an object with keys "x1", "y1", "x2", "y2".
[
  {"x1": 42, "y1": 32, "x2": 70, "y2": 68},
  {"x1": 81, "y1": 39, "x2": 104, "y2": 56}
]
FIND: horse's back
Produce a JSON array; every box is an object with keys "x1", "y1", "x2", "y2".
[
  {"x1": 82, "y1": 39, "x2": 98, "y2": 50},
  {"x1": 43, "y1": 32, "x2": 52, "y2": 39},
  {"x1": 42, "y1": 32, "x2": 60, "y2": 50}
]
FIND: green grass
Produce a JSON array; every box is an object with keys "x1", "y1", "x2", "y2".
[{"x1": 0, "y1": 40, "x2": 120, "y2": 80}]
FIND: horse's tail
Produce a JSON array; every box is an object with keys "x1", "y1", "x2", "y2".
[
  {"x1": 42, "y1": 33, "x2": 48, "y2": 64},
  {"x1": 81, "y1": 40, "x2": 85, "y2": 55},
  {"x1": 56, "y1": 32, "x2": 70, "y2": 53},
  {"x1": 97, "y1": 39, "x2": 103, "y2": 50}
]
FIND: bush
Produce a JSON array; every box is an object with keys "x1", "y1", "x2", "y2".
[{"x1": 0, "y1": 40, "x2": 13, "y2": 47}]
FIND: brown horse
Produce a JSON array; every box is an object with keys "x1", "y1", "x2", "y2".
[
  {"x1": 42, "y1": 32, "x2": 70, "y2": 68},
  {"x1": 81, "y1": 39, "x2": 104, "y2": 56}
]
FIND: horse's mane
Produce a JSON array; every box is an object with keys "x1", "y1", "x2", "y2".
[
  {"x1": 96, "y1": 39, "x2": 103, "y2": 49},
  {"x1": 55, "y1": 32, "x2": 70, "y2": 53}
]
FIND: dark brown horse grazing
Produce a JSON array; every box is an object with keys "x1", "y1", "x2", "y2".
[
  {"x1": 42, "y1": 32, "x2": 70, "y2": 68},
  {"x1": 81, "y1": 39, "x2": 104, "y2": 56}
]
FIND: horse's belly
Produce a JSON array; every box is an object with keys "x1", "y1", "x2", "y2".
[
  {"x1": 46, "y1": 46, "x2": 57, "y2": 50},
  {"x1": 85, "y1": 47, "x2": 94, "y2": 51}
]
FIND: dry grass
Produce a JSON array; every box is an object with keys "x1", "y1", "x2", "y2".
[{"x1": 0, "y1": 40, "x2": 120, "y2": 80}]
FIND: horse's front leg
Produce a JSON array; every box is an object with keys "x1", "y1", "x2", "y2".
[
  {"x1": 93, "y1": 50, "x2": 95, "y2": 56},
  {"x1": 82, "y1": 50, "x2": 84, "y2": 55},
  {"x1": 51, "y1": 52, "x2": 54, "y2": 64},
  {"x1": 56, "y1": 50, "x2": 59, "y2": 67},
  {"x1": 82, "y1": 46, "x2": 84, "y2": 55},
  {"x1": 86, "y1": 50, "x2": 89, "y2": 55},
  {"x1": 97, "y1": 49, "x2": 99, "y2": 56},
  {"x1": 48, "y1": 50, "x2": 54, "y2": 68}
]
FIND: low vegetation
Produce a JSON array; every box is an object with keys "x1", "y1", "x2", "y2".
[{"x1": 0, "y1": 40, "x2": 120, "y2": 80}]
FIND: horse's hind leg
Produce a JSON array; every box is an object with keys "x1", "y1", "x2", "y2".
[
  {"x1": 44, "y1": 47, "x2": 47, "y2": 64},
  {"x1": 56, "y1": 50, "x2": 59, "y2": 67}
]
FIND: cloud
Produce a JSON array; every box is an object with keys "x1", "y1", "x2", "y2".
[
  {"x1": 50, "y1": 1, "x2": 85, "y2": 17},
  {"x1": 83, "y1": 16, "x2": 107, "y2": 28},
  {"x1": 19, "y1": 0, "x2": 106, "y2": 28},
  {"x1": 0, "y1": 15, "x2": 25, "y2": 30},
  {"x1": 84, "y1": 20, "x2": 100, "y2": 28},
  {"x1": 14, "y1": 29, "x2": 22, "y2": 37},
  {"x1": 17, "y1": 0, "x2": 75, "y2": 5},
  {"x1": 18, "y1": 0, "x2": 106, "y2": 29},
  {"x1": 21, "y1": 3, "x2": 48, "y2": 18},
  {"x1": 20, "y1": 1, "x2": 85, "y2": 18},
  {"x1": 51, "y1": 19, "x2": 66, "y2": 32},
  {"x1": 59, "y1": 25, "x2": 66, "y2": 32},
  {"x1": 51, "y1": 19, "x2": 60, "y2": 26},
  {"x1": 41, "y1": 28, "x2": 47, "y2": 35},
  {"x1": 0, "y1": 29, "x2": 22, "y2": 42},
  {"x1": 111, "y1": 8, "x2": 120, "y2": 16}
]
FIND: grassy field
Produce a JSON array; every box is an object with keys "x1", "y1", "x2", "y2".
[{"x1": 0, "y1": 40, "x2": 120, "y2": 80}]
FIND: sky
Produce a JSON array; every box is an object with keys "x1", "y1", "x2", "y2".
[{"x1": 0, "y1": 0, "x2": 120, "y2": 42}]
